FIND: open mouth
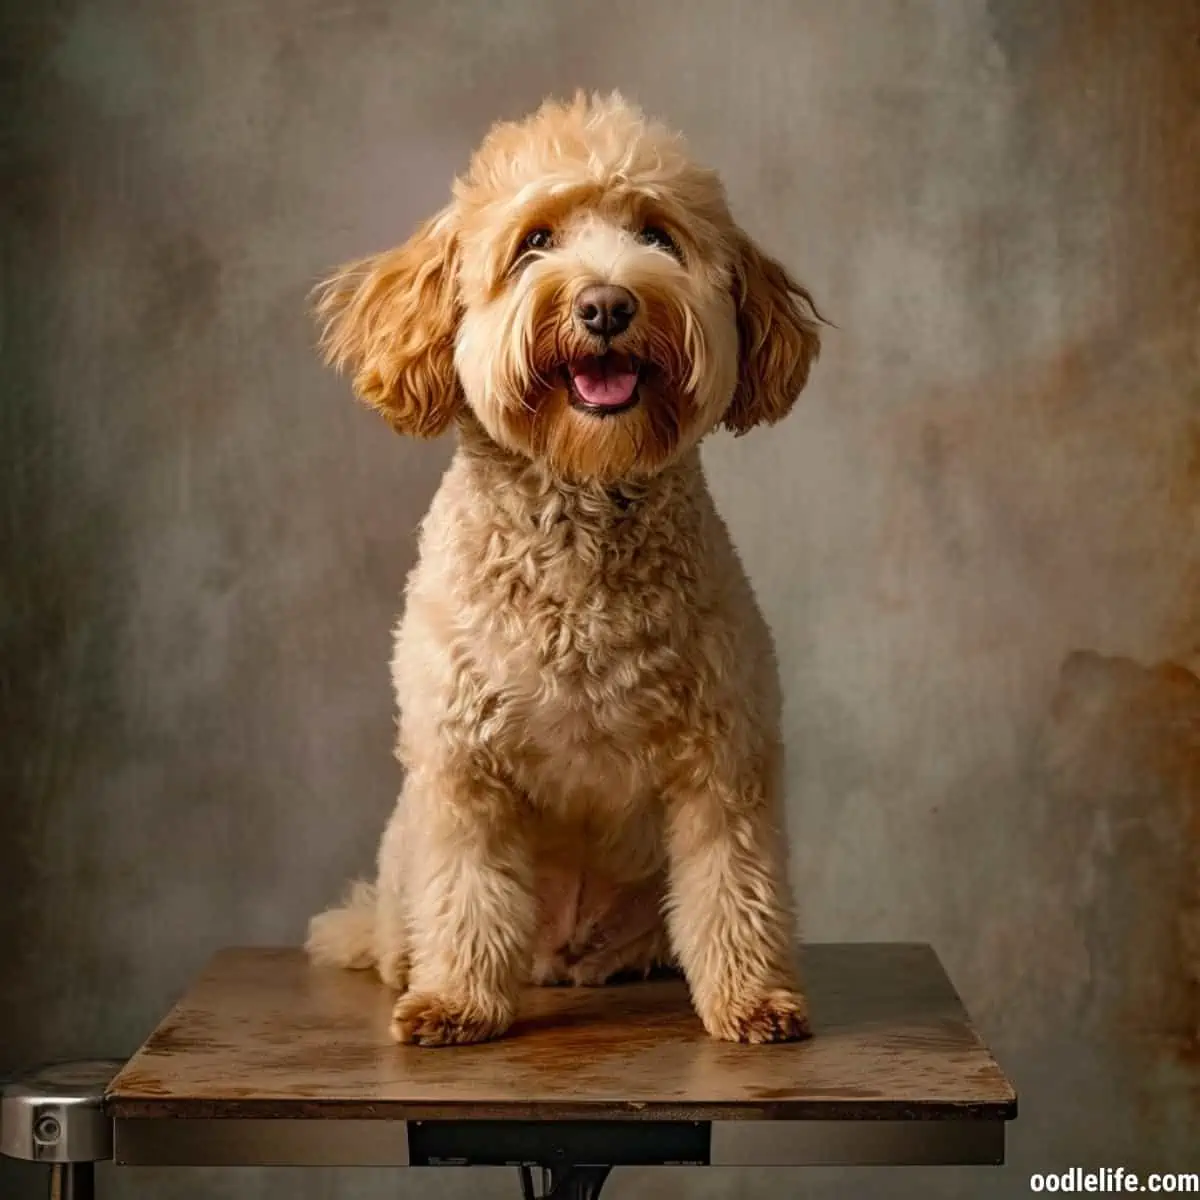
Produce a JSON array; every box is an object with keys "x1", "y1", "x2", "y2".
[{"x1": 564, "y1": 352, "x2": 642, "y2": 417}]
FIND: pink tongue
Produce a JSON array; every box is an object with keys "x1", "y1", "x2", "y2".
[{"x1": 571, "y1": 363, "x2": 638, "y2": 408}]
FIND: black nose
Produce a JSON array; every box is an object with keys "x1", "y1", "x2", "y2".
[{"x1": 574, "y1": 284, "x2": 638, "y2": 339}]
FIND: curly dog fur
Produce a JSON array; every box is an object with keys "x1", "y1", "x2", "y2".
[{"x1": 306, "y1": 92, "x2": 822, "y2": 1046}]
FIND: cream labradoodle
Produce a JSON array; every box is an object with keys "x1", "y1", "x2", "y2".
[{"x1": 306, "y1": 92, "x2": 822, "y2": 1047}]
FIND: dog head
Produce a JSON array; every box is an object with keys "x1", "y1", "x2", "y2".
[{"x1": 317, "y1": 92, "x2": 821, "y2": 483}]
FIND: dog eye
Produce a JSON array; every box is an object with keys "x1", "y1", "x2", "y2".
[
  {"x1": 520, "y1": 227, "x2": 554, "y2": 253},
  {"x1": 636, "y1": 225, "x2": 679, "y2": 256}
]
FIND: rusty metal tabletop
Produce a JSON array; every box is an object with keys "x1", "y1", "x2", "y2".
[{"x1": 105, "y1": 943, "x2": 1016, "y2": 1169}]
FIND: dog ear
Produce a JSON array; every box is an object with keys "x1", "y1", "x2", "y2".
[
  {"x1": 723, "y1": 231, "x2": 822, "y2": 435},
  {"x1": 314, "y1": 209, "x2": 463, "y2": 438}
]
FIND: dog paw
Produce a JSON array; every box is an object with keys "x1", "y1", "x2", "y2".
[
  {"x1": 704, "y1": 988, "x2": 813, "y2": 1044},
  {"x1": 390, "y1": 992, "x2": 512, "y2": 1047}
]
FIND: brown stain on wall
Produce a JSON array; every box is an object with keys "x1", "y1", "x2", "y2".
[
  {"x1": 1163, "y1": 412, "x2": 1200, "y2": 657},
  {"x1": 1043, "y1": 650, "x2": 1200, "y2": 1146},
  {"x1": 1047, "y1": 653, "x2": 1200, "y2": 1050}
]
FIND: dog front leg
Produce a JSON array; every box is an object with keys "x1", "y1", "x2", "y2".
[
  {"x1": 663, "y1": 747, "x2": 811, "y2": 1043},
  {"x1": 389, "y1": 762, "x2": 534, "y2": 1047}
]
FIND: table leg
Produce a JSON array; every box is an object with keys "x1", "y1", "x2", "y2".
[
  {"x1": 517, "y1": 1165, "x2": 612, "y2": 1198},
  {"x1": 49, "y1": 1163, "x2": 94, "y2": 1200}
]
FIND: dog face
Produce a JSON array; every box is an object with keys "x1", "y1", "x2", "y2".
[{"x1": 317, "y1": 93, "x2": 820, "y2": 483}]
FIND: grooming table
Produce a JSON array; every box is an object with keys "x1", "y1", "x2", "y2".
[{"x1": 5, "y1": 944, "x2": 1016, "y2": 1199}]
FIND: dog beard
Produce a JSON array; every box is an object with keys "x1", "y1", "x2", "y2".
[{"x1": 495, "y1": 289, "x2": 703, "y2": 484}]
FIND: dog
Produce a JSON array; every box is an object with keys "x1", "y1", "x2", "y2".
[{"x1": 306, "y1": 92, "x2": 822, "y2": 1047}]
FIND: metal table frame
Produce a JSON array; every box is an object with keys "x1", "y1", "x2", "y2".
[
  {"x1": 106, "y1": 1109, "x2": 1006, "y2": 1198},
  {"x1": 109, "y1": 1111, "x2": 1006, "y2": 1168}
]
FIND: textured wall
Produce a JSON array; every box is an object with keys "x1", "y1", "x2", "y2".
[{"x1": 2, "y1": 1, "x2": 1197, "y2": 1196}]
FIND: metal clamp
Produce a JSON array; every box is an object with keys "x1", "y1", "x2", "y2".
[{"x1": 2, "y1": 1060, "x2": 124, "y2": 1200}]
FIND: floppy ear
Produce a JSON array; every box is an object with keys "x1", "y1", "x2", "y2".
[
  {"x1": 314, "y1": 209, "x2": 463, "y2": 438},
  {"x1": 723, "y1": 231, "x2": 822, "y2": 435}
]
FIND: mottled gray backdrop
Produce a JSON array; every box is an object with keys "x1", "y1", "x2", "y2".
[{"x1": 2, "y1": 1, "x2": 1198, "y2": 1196}]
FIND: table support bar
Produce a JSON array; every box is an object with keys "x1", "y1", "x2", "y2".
[{"x1": 113, "y1": 1117, "x2": 1003, "y2": 1169}]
